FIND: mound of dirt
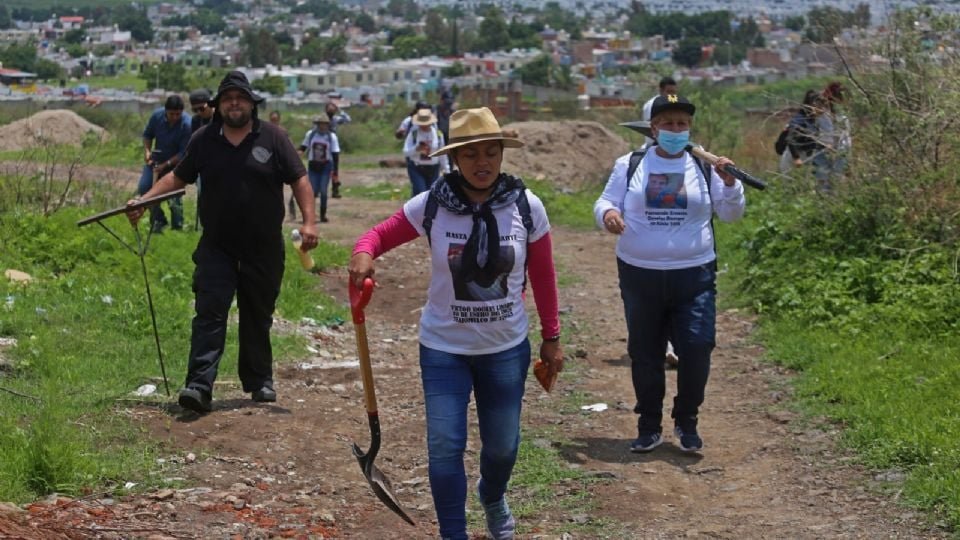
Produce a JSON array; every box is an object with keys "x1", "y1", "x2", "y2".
[
  {"x1": 0, "y1": 110, "x2": 108, "y2": 152},
  {"x1": 501, "y1": 120, "x2": 631, "y2": 190}
]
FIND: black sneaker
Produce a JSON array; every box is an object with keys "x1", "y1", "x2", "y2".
[
  {"x1": 252, "y1": 386, "x2": 276, "y2": 402},
  {"x1": 630, "y1": 431, "x2": 663, "y2": 453},
  {"x1": 178, "y1": 387, "x2": 211, "y2": 413},
  {"x1": 674, "y1": 425, "x2": 703, "y2": 452}
]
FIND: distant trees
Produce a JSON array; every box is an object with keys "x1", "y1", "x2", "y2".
[
  {"x1": 672, "y1": 38, "x2": 705, "y2": 68},
  {"x1": 252, "y1": 74, "x2": 285, "y2": 96},
  {"x1": 0, "y1": 41, "x2": 63, "y2": 79},
  {"x1": 239, "y1": 29, "x2": 281, "y2": 68},
  {"x1": 139, "y1": 63, "x2": 187, "y2": 91},
  {"x1": 112, "y1": 5, "x2": 154, "y2": 43},
  {"x1": 806, "y1": 4, "x2": 870, "y2": 43}
]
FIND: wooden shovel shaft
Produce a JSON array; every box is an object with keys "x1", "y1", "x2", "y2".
[{"x1": 354, "y1": 321, "x2": 379, "y2": 414}]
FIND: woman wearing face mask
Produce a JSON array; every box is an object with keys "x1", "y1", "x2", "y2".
[
  {"x1": 349, "y1": 107, "x2": 562, "y2": 540},
  {"x1": 594, "y1": 94, "x2": 745, "y2": 455}
]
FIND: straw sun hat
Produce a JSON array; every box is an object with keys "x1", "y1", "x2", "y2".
[
  {"x1": 412, "y1": 108, "x2": 437, "y2": 126},
  {"x1": 430, "y1": 107, "x2": 523, "y2": 157}
]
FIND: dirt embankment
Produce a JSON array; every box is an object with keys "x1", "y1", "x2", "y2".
[
  {"x1": 0, "y1": 110, "x2": 108, "y2": 152},
  {"x1": 502, "y1": 120, "x2": 631, "y2": 190}
]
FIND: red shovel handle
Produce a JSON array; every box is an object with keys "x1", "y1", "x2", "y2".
[{"x1": 349, "y1": 278, "x2": 375, "y2": 324}]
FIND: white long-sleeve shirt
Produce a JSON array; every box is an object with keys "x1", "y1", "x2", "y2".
[
  {"x1": 403, "y1": 125, "x2": 450, "y2": 172},
  {"x1": 593, "y1": 150, "x2": 745, "y2": 270}
]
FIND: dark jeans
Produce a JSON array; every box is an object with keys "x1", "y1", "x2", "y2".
[
  {"x1": 617, "y1": 259, "x2": 716, "y2": 433},
  {"x1": 408, "y1": 161, "x2": 439, "y2": 197},
  {"x1": 185, "y1": 243, "x2": 284, "y2": 396},
  {"x1": 308, "y1": 161, "x2": 332, "y2": 216},
  {"x1": 137, "y1": 163, "x2": 183, "y2": 230},
  {"x1": 419, "y1": 339, "x2": 530, "y2": 540}
]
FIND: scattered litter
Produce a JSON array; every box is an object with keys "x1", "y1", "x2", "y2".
[
  {"x1": 124, "y1": 482, "x2": 137, "y2": 490},
  {"x1": 298, "y1": 360, "x2": 360, "y2": 370},
  {"x1": 133, "y1": 384, "x2": 156, "y2": 397},
  {"x1": 306, "y1": 345, "x2": 319, "y2": 354},
  {"x1": 101, "y1": 295, "x2": 113, "y2": 305},
  {"x1": 581, "y1": 403, "x2": 608, "y2": 412},
  {"x1": 0, "y1": 337, "x2": 16, "y2": 348}
]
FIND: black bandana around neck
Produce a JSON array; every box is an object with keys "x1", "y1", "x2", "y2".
[{"x1": 430, "y1": 171, "x2": 526, "y2": 286}]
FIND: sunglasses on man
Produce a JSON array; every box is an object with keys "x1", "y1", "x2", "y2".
[{"x1": 191, "y1": 104, "x2": 207, "y2": 113}]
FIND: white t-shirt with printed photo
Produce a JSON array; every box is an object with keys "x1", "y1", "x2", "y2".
[
  {"x1": 403, "y1": 189, "x2": 550, "y2": 355},
  {"x1": 301, "y1": 130, "x2": 340, "y2": 162}
]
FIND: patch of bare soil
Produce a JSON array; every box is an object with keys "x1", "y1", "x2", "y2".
[
  {"x1": 0, "y1": 170, "x2": 947, "y2": 539},
  {"x1": 0, "y1": 110, "x2": 108, "y2": 152},
  {"x1": 501, "y1": 120, "x2": 631, "y2": 190}
]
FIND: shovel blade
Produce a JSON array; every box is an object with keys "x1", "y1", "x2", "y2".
[{"x1": 353, "y1": 443, "x2": 416, "y2": 526}]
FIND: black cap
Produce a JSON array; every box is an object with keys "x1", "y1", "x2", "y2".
[
  {"x1": 188, "y1": 88, "x2": 211, "y2": 105},
  {"x1": 210, "y1": 70, "x2": 264, "y2": 107},
  {"x1": 650, "y1": 94, "x2": 696, "y2": 120}
]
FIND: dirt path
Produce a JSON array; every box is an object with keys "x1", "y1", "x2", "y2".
[{"x1": 1, "y1": 170, "x2": 946, "y2": 539}]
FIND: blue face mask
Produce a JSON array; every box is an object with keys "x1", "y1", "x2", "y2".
[{"x1": 657, "y1": 130, "x2": 690, "y2": 155}]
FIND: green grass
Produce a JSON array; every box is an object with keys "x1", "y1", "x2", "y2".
[
  {"x1": 84, "y1": 73, "x2": 147, "y2": 93},
  {"x1": 0, "y1": 194, "x2": 349, "y2": 502},
  {"x1": 342, "y1": 182, "x2": 408, "y2": 201}
]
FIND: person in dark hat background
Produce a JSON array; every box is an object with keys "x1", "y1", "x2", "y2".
[
  {"x1": 138, "y1": 94, "x2": 192, "y2": 233},
  {"x1": 126, "y1": 70, "x2": 319, "y2": 414},
  {"x1": 189, "y1": 89, "x2": 214, "y2": 133},
  {"x1": 349, "y1": 107, "x2": 562, "y2": 540},
  {"x1": 594, "y1": 94, "x2": 745, "y2": 454}
]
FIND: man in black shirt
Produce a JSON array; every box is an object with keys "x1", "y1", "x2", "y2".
[{"x1": 127, "y1": 71, "x2": 318, "y2": 413}]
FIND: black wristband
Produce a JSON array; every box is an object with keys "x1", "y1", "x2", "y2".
[{"x1": 543, "y1": 335, "x2": 560, "y2": 342}]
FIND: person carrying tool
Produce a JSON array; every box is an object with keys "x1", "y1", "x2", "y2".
[
  {"x1": 403, "y1": 107, "x2": 450, "y2": 197},
  {"x1": 299, "y1": 115, "x2": 340, "y2": 223},
  {"x1": 126, "y1": 70, "x2": 318, "y2": 414},
  {"x1": 594, "y1": 94, "x2": 745, "y2": 454},
  {"x1": 348, "y1": 107, "x2": 563, "y2": 540},
  {"x1": 138, "y1": 94, "x2": 192, "y2": 233}
]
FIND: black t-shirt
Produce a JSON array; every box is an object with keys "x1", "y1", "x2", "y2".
[
  {"x1": 191, "y1": 113, "x2": 212, "y2": 134},
  {"x1": 174, "y1": 117, "x2": 306, "y2": 258}
]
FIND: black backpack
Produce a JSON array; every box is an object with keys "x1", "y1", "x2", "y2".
[{"x1": 774, "y1": 126, "x2": 789, "y2": 155}]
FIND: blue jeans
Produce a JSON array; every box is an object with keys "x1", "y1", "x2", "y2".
[
  {"x1": 137, "y1": 163, "x2": 183, "y2": 230},
  {"x1": 617, "y1": 259, "x2": 716, "y2": 433},
  {"x1": 408, "y1": 161, "x2": 440, "y2": 197},
  {"x1": 308, "y1": 162, "x2": 331, "y2": 215},
  {"x1": 419, "y1": 339, "x2": 530, "y2": 540},
  {"x1": 811, "y1": 150, "x2": 833, "y2": 193}
]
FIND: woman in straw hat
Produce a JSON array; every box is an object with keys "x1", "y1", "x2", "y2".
[
  {"x1": 349, "y1": 107, "x2": 563, "y2": 540},
  {"x1": 403, "y1": 107, "x2": 450, "y2": 196}
]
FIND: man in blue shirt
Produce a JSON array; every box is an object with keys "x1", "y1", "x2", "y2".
[{"x1": 138, "y1": 95, "x2": 192, "y2": 232}]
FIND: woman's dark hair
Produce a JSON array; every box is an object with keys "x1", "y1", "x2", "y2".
[{"x1": 409, "y1": 100, "x2": 431, "y2": 116}]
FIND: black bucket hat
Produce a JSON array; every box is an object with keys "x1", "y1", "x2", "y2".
[{"x1": 209, "y1": 70, "x2": 264, "y2": 107}]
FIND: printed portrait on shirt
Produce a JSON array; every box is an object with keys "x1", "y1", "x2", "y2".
[
  {"x1": 447, "y1": 242, "x2": 515, "y2": 302},
  {"x1": 311, "y1": 140, "x2": 328, "y2": 161},
  {"x1": 645, "y1": 172, "x2": 687, "y2": 209}
]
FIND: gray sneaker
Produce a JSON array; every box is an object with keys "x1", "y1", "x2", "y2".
[{"x1": 477, "y1": 481, "x2": 515, "y2": 540}]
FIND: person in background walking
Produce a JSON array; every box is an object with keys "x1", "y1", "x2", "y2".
[
  {"x1": 641, "y1": 76, "x2": 681, "y2": 366},
  {"x1": 778, "y1": 89, "x2": 820, "y2": 175},
  {"x1": 349, "y1": 107, "x2": 562, "y2": 540},
  {"x1": 189, "y1": 89, "x2": 214, "y2": 133},
  {"x1": 324, "y1": 101, "x2": 351, "y2": 198},
  {"x1": 403, "y1": 108, "x2": 450, "y2": 197},
  {"x1": 299, "y1": 116, "x2": 340, "y2": 223},
  {"x1": 268, "y1": 110, "x2": 301, "y2": 221},
  {"x1": 641, "y1": 77, "x2": 679, "y2": 149},
  {"x1": 126, "y1": 71, "x2": 318, "y2": 413},
  {"x1": 138, "y1": 94, "x2": 192, "y2": 233},
  {"x1": 594, "y1": 94, "x2": 745, "y2": 454},
  {"x1": 436, "y1": 88, "x2": 457, "y2": 143}
]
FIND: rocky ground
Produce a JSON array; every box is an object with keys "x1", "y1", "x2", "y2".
[{"x1": 0, "y1": 165, "x2": 949, "y2": 539}]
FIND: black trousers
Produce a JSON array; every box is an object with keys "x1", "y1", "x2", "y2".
[{"x1": 185, "y1": 242, "x2": 284, "y2": 395}]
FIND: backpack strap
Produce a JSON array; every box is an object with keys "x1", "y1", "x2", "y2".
[
  {"x1": 515, "y1": 189, "x2": 534, "y2": 239},
  {"x1": 626, "y1": 150, "x2": 645, "y2": 182},
  {"x1": 423, "y1": 192, "x2": 439, "y2": 247}
]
